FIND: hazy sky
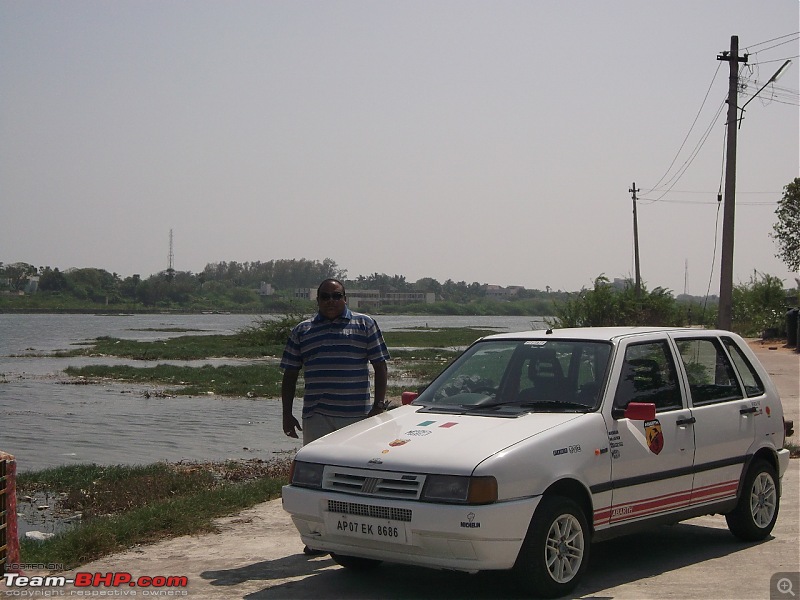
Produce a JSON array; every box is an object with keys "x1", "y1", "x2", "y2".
[{"x1": 2, "y1": 1, "x2": 798, "y2": 295}]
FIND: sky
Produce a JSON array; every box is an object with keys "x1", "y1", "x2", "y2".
[{"x1": 1, "y1": 1, "x2": 798, "y2": 296}]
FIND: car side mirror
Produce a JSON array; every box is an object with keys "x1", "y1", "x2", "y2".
[
  {"x1": 401, "y1": 391, "x2": 419, "y2": 405},
  {"x1": 612, "y1": 402, "x2": 656, "y2": 421}
]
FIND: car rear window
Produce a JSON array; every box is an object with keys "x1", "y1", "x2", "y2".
[
  {"x1": 675, "y1": 337, "x2": 744, "y2": 405},
  {"x1": 722, "y1": 337, "x2": 765, "y2": 398}
]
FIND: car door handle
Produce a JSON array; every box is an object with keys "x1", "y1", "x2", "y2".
[
  {"x1": 676, "y1": 416, "x2": 696, "y2": 426},
  {"x1": 739, "y1": 406, "x2": 758, "y2": 415}
]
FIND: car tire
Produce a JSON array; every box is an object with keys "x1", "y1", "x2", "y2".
[
  {"x1": 330, "y1": 553, "x2": 383, "y2": 570},
  {"x1": 725, "y1": 459, "x2": 780, "y2": 541},
  {"x1": 512, "y1": 495, "x2": 589, "y2": 598}
]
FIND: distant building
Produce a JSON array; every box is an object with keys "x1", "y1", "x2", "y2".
[
  {"x1": 258, "y1": 282, "x2": 274, "y2": 296},
  {"x1": 344, "y1": 289, "x2": 436, "y2": 309},
  {"x1": 485, "y1": 284, "x2": 524, "y2": 300},
  {"x1": 292, "y1": 287, "x2": 435, "y2": 309}
]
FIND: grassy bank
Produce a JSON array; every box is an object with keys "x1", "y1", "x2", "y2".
[
  {"x1": 17, "y1": 460, "x2": 291, "y2": 570},
  {"x1": 58, "y1": 326, "x2": 495, "y2": 397},
  {"x1": 64, "y1": 363, "x2": 285, "y2": 397}
]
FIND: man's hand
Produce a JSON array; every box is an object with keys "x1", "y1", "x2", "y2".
[
  {"x1": 367, "y1": 402, "x2": 387, "y2": 417},
  {"x1": 283, "y1": 413, "x2": 302, "y2": 438}
]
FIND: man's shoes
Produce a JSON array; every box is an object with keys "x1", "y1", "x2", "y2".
[{"x1": 303, "y1": 545, "x2": 327, "y2": 556}]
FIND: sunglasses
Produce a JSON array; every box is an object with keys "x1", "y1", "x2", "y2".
[{"x1": 318, "y1": 292, "x2": 344, "y2": 301}]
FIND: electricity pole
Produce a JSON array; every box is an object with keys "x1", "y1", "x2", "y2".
[
  {"x1": 717, "y1": 36, "x2": 748, "y2": 330},
  {"x1": 629, "y1": 183, "x2": 642, "y2": 298}
]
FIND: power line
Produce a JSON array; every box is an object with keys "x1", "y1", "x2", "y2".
[
  {"x1": 743, "y1": 31, "x2": 799, "y2": 51},
  {"x1": 643, "y1": 63, "x2": 723, "y2": 195},
  {"x1": 745, "y1": 35, "x2": 800, "y2": 55},
  {"x1": 642, "y1": 99, "x2": 727, "y2": 203},
  {"x1": 643, "y1": 32, "x2": 798, "y2": 205}
]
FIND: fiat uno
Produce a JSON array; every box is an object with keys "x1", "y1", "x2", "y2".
[{"x1": 282, "y1": 327, "x2": 791, "y2": 597}]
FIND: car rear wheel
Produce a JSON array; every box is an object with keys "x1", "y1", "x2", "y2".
[
  {"x1": 330, "y1": 553, "x2": 382, "y2": 570},
  {"x1": 513, "y1": 495, "x2": 589, "y2": 598},
  {"x1": 725, "y1": 459, "x2": 780, "y2": 541}
]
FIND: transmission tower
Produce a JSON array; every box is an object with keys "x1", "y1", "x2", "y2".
[{"x1": 167, "y1": 229, "x2": 175, "y2": 279}]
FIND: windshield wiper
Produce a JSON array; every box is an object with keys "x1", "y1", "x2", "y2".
[
  {"x1": 517, "y1": 400, "x2": 591, "y2": 412},
  {"x1": 460, "y1": 400, "x2": 509, "y2": 410}
]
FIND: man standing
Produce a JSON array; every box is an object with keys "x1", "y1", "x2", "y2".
[{"x1": 280, "y1": 278, "x2": 390, "y2": 445}]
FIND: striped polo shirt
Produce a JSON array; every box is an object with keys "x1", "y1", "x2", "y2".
[{"x1": 280, "y1": 307, "x2": 391, "y2": 418}]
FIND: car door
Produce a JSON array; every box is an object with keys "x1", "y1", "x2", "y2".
[
  {"x1": 669, "y1": 333, "x2": 754, "y2": 508},
  {"x1": 603, "y1": 337, "x2": 696, "y2": 526}
]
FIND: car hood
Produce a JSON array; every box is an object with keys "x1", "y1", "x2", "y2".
[{"x1": 295, "y1": 405, "x2": 584, "y2": 474}]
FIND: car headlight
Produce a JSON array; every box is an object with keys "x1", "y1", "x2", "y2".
[
  {"x1": 290, "y1": 461, "x2": 324, "y2": 488},
  {"x1": 421, "y1": 475, "x2": 497, "y2": 504}
]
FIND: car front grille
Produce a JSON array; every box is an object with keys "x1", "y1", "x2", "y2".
[
  {"x1": 328, "y1": 499, "x2": 413, "y2": 522},
  {"x1": 322, "y1": 466, "x2": 424, "y2": 500}
]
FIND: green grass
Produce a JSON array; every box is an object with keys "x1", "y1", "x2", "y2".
[
  {"x1": 56, "y1": 327, "x2": 491, "y2": 398},
  {"x1": 58, "y1": 334, "x2": 284, "y2": 360},
  {"x1": 18, "y1": 461, "x2": 290, "y2": 570},
  {"x1": 58, "y1": 327, "x2": 497, "y2": 361},
  {"x1": 64, "y1": 363, "x2": 284, "y2": 397}
]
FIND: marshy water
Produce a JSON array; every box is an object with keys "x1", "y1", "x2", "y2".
[{"x1": 0, "y1": 313, "x2": 541, "y2": 473}]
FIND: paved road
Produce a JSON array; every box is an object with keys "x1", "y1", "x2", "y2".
[{"x1": 6, "y1": 343, "x2": 799, "y2": 599}]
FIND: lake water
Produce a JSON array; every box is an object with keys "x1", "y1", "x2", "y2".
[{"x1": 0, "y1": 313, "x2": 543, "y2": 473}]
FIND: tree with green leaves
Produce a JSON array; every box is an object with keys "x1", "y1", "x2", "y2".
[
  {"x1": 772, "y1": 177, "x2": 800, "y2": 272},
  {"x1": 551, "y1": 275, "x2": 685, "y2": 328}
]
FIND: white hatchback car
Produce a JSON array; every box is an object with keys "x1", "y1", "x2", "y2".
[{"x1": 282, "y1": 327, "x2": 791, "y2": 597}]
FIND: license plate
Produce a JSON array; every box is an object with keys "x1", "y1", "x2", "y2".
[{"x1": 324, "y1": 513, "x2": 409, "y2": 544}]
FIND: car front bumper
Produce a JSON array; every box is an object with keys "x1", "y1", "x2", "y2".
[{"x1": 281, "y1": 485, "x2": 541, "y2": 572}]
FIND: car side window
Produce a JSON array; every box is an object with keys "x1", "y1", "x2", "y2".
[
  {"x1": 613, "y1": 341, "x2": 682, "y2": 412},
  {"x1": 722, "y1": 337, "x2": 765, "y2": 398},
  {"x1": 676, "y1": 338, "x2": 744, "y2": 405}
]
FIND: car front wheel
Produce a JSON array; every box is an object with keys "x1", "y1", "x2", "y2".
[
  {"x1": 513, "y1": 495, "x2": 589, "y2": 598},
  {"x1": 725, "y1": 459, "x2": 780, "y2": 541}
]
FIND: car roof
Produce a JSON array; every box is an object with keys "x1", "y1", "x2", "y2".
[{"x1": 482, "y1": 326, "x2": 729, "y2": 343}]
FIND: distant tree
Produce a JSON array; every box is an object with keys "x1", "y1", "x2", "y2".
[
  {"x1": 552, "y1": 275, "x2": 682, "y2": 327},
  {"x1": 2, "y1": 262, "x2": 37, "y2": 291},
  {"x1": 119, "y1": 274, "x2": 141, "y2": 300},
  {"x1": 414, "y1": 277, "x2": 442, "y2": 296},
  {"x1": 732, "y1": 271, "x2": 787, "y2": 336},
  {"x1": 772, "y1": 177, "x2": 800, "y2": 272},
  {"x1": 64, "y1": 268, "x2": 121, "y2": 303},
  {"x1": 38, "y1": 267, "x2": 68, "y2": 292},
  {"x1": 201, "y1": 258, "x2": 345, "y2": 290}
]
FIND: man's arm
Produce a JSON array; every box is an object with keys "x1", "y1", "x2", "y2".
[
  {"x1": 368, "y1": 360, "x2": 389, "y2": 415},
  {"x1": 281, "y1": 369, "x2": 302, "y2": 438}
]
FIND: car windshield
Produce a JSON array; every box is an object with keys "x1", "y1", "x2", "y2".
[{"x1": 414, "y1": 338, "x2": 613, "y2": 413}]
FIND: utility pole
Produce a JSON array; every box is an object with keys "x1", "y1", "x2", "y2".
[
  {"x1": 629, "y1": 182, "x2": 642, "y2": 299},
  {"x1": 717, "y1": 36, "x2": 748, "y2": 330},
  {"x1": 167, "y1": 229, "x2": 175, "y2": 281}
]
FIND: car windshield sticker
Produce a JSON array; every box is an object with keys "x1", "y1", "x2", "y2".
[
  {"x1": 645, "y1": 419, "x2": 664, "y2": 455},
  {"x1": 524, "y1": 341, "x2": 547, "y2": 346}
]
